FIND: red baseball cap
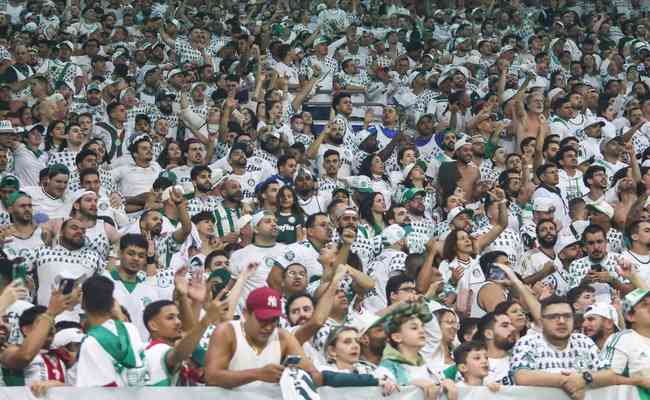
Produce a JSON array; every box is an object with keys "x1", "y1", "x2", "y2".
[{"x1": 246, "y1": 287, "x2": 282, "y2": 321}]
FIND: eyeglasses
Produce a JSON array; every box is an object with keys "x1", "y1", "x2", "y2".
[{"x1": 542, "y1": 313, "x2": 573, "y2": 321}]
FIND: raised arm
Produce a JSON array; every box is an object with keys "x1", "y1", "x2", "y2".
[{"x1": 475, "y1": 188, "x2": 508, "y2": 252}]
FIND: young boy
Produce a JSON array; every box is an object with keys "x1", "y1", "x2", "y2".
[{"x1": 445, "y1": 340, "x2": 501, "y2": 392}]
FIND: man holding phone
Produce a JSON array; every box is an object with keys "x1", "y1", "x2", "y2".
[{"x1": 205, "y1": 287, "x2": 322, "y2": 395}]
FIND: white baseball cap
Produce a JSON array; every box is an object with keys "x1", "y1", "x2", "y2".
[
  {"x1": 382, "y1": 224, "x2": 406, "y2": 245},
  {"x1": 586, "y1": 201, "x2": 614, "y2": 219},
  {"x1": 584, "y1": 302, "x2": 620, "y2": 330},
  {"x1": 51, "y1": 328, "x2": 85, "y2": 349},
  {"x1": 554, "y1": 234, "x2": 580, "y2": 255},
  {"x1": 533, "y1": 197, "x2": 555, "y2": 213}
]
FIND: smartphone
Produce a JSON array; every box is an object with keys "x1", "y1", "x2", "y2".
[
  {"x1": 488, "y1": 264, "x2": 507, "y2": 281},
  {"x1": 59, "y1": 278, "x2": 76, "y2": 295},
  {"x1": 283, "y1": 355, "x2": 301, "y2": 366},
  {"x1": 591, "y1": 264, "x2": 603, "y2": 272}
]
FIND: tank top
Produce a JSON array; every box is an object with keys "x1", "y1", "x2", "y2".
[
  {"x1": 4, "y1": 226, "x2": 44, "y2": 260},
  {"x1": 85, "y1": 220, "x2": 111, "y2": 260},
  {"x1": 227, "y1": 320, "x2": 282, "y2": 390}
]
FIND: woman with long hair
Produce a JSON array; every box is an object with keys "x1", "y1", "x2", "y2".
[
  {"x1": 43, "y1": 120, "x2": 66, "y2": 152},
  {"x1": 157, "y1": 140, "x2": 186, "y2": 170},
  {"x1": 47, "y1": 123, "x2": 88, "y2": 170},
  {"x1": 358, "y1": 153, "x2": 394, "y2": 209},
  {"x1": 358, "y1": 192, "x2": 388, "y2": 236},
  {"x1": 276, "y1": 185, "x2": 305, "y2": 244}
]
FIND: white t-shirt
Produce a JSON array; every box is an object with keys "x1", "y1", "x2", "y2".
[
  {"x1": 22, "y1": 186, "x2": 72, "y2": 220},
  {"x1": 602, "y1": 329, "x2": 650, "y2": 378},
  {"x1": 486, "y1": 356, "x2": 512, "y2": 385},
  {"x1": 107, "y1": 272, "x2": 162, "y2": 339},
  {"x1": 76, "y1": 320, "x2": 147, "y2": 387},
  {"x1": 144, "y1": 341, "x2": 178, "y2": 386},
  {"x1": 362, "y1": 248, "x2": 407, "y2": 314},
  {"x1": 112, "y1": 163, "x2": 162, "y2": 197},
  {"x1": 279, "y1": 240, "x2": 324, "y2": 281},
  {"x1": 230, "y1": 243, "x2": 288, "y2": 313}
]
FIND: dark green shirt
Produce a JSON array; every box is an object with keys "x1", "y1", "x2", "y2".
[{"x1": 276, "y1": 211, "x2": 304, "y2": 244}]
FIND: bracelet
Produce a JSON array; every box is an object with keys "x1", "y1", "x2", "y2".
[
  {"x1": 146, "y1": 255, "x2": 156, "y2": 264},
  {"x1": 38, "y1": 313, "x2": 55, "y2": 328}
]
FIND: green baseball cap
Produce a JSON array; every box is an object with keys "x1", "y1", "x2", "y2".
[
  {"x1": 4, "y1": 191, "x2": 29, "y2": 207},
  {"x1": 0, "y1": 175, "x2": 19, "y2": 190},
  {"x1": 400, "y1": 187, "x2": 426, "y2": 204},
  {"x1": 158, "y1": 170, "x2": 177, "y2": 185},
  {"x1": 623, "y1": 288, "x2": 650, "y2": 315}
]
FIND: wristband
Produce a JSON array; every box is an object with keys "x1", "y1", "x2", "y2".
[{"x1": 38, "y1": 313, "x2": 55, "y2": 328}]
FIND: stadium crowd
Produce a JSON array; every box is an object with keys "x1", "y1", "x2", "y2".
[{"x1": 1, "y1": 0, "x2": 650, "y2": 399}]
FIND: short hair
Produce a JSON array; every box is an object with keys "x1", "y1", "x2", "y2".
[
  {"x1": 190, "y1": 165, "x2": 211, "y2": 181},
  {"x1": 478, "y1": 250, "x2": 508, "y2": 278},
  {"x1": 474, "y1": 312, "x2": 507, "y2": 341},
  {"x1": 79, "y1": 168, "x2": 99, "y2": 183},
  {"x1": 75, "y1": 148, "x2": 97, "y2": 166},
  {"x1": 385, "y1": 274, "x2": 415, "y2": 305},
  {"x1": 520, "y1": 137, "x2": 536, "y2": 152},
  {"x1": 305, "y1": 212, "x2": 328, "y2": 229},
  {"x1": 143, "y1": 300, "x2": 176, "y2": 332},
  {"x1": 540, "y1": 295, "x2": 572, "y2": 314},
  {"x1": 106, "y1": 101, "x2": 121, "y2": 116},
  {"x1": 453, "y1": 340, "x2": 487, "y2": 366},
  {"x1": 332, "y1": 93, "x2": 351, "y2": 111},
  {"x1": 19, "y1": 305, "x2": 47, "y2": 328},
  {"x1": 581, "y1": 223, "x2": 606, "y2": 242},
  {"x1": 458, "y1": 316, "x2": 480, "y2": 343},
  {"x1": 277, "y1": 154, "x2": 296, "y2": 169},
  {"x1": 535, "y1": 163, "x2": 557, "y2": 179},
  {"x1": 555, "y1": 146, "x2": 576, "y2": 164},
  {"x1": 552, "y1": 95, "x2": 571, "y2": 111},
  {"x1": 568, "y1": 197, "x2": 585, "y2": 218},
  {"x1": 285, "y1": 291, "x2": 314, "y2": 317},
  {"x1": 82, "y1": 275, "x2": 115, "y2": 314},
  {"x1": 583, "y1": 165, "x2": 607, "y2": 186},
  {"x1": 535, "y1": 218, "x2": 556, "y2": 236},
  {"x1": 119, "y1": 233, "x2": 148, "y2": 251},
  {"x1": 323, "y1": 149, "x2": 340, "y2": 160},
  {"x1": 566, "y1": 284, "x2": 594, "y2": 306}
]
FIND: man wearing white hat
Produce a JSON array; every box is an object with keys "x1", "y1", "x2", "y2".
[
  {"x1": 542, "y1": 234, "x2": 582, "y2": 296},
  {"x1": 362, "y1": 224, "x2": 408, "y2": 314},
  {"x1": 581, "y1": 302, "x2": 620, "y2": 350},
  {"x1": 586, "y1": 201, "x2": 623, "y2": 254},
  {"x1": 70, "y1": 190, "x2": 121, "y2": 261},
  {"x1": 230, "y1": 210, "x2": 287, "y2": 314}
]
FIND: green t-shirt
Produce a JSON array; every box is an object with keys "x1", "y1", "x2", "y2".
[{"x1": 276, "y1": 211, "x2": 304, "y2": 244}]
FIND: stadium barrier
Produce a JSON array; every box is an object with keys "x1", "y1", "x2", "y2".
[{"x1": 0, "y1": 383, "x2": 642, "y2": 400}]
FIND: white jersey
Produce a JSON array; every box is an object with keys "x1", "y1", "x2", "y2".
[
  {"x1": 2, "y1": 226, "x2": 44, "y2": 261},
  {"x1": 279, "y1": 240, "x2": 323, "y2": 281},
  {"x1": 486, "y1": 356, "x2": 512, "y2": 385},
  {"x1": 107, "y1": 271, "x2": 162, "y2": 339},
  {"x1": 227, "y1": 320, "x2": 282, "y2": 391},
  {"x1": 22, "y1": 186, "x2": 71, "y2": 220},
  {"x1": 622, "y1": 250, "x2": 650, "y2": 288},
  {"x1": 76, "y1": 320, "x2": 147, "y2": 387},
  {"x1": 144, "y1": 340, "x2": 178, "y2": 386},
  {"x1": 519, "y1": 248, "x2": 555, "y2": 280},
  {"x1": 362, "y1": 248, "x2": 407, "y2": 314},
  {"x1": 34, "y1": 245, "x2": 104, "y2": 307},
  {"x1": 602, "y1": 329, "x2": 650, "y2": 378},
  {"x1": 84, "y1": 220, "x2": 112, "y2": 260},
  {"x1": 112, "y1": 163, "x2": 162, "y2": 197},
  {"x1": 230, "y1": 243, "x2": 287, "y2": 314}
]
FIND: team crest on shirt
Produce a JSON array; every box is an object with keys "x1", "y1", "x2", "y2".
[
  {"x1": 141, "y1": 297, "x2": 153, "y2": 307},
  {"x1": 284, "y1": 251, "x2": 295, "y2": 261},
  {"x1": 265, "y1": 257, "x2": 275, "y2": 268},
  {"x1": 288, "y1": 216, "x2": 296, "y2": 224},
  {"x1": 99, "y1": 202, "x2": 109, "y2": 210}
]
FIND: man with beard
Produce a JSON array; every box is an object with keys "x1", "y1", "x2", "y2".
[
  {"x1": 170, "y1": 139, "x2": 207, "y2": 186},
  {"x1": 520, "y1": 219, "x2": 558, "y2": 285},
  {"x1": 212, "y1": 177, "x2": 244, "y2": 244},
  {"x1": 23, "y1": 164, "x2": 72, "y2": 220},
  {"x1": 71, "y1": 82, "x2": 105, "y2": 120},
  {"x1": 531, "y1": 163, "x2": 570, "y2": 227},
  {"x1": 230, "y1": 211, "x2": 287, "y2": 313},
  {"x1": 138, "y1": 187, "x2": 191, "y2": 293},
  {"x1": 285, "y1": 267, "x2": 347, "y2": 366},
  {"x1": 0, "y1": 192, "x2": 46, "y2": 261},
  {"x1": 423, "y1": 118, "x2": 454, "y2": 180},
  {"x1": 333, "y1": 206, "x2": 380, "y2": 267},
  {"x1": 582, "y1": 165, "x2": 608, "y2": 205},
  {"x1": 581, "y1": 303, "x2": 619, "y2": 350},
  {"x1": 155, "y1": 90, "x2": 180, "y2": 140},
  {"x1": 400, "y1": 188, "x2": 434, "y2": 239},
  {"x1": 143, "y1": 278, "x2": 228, "y2": 386},
  {"x1": 362, "y1": 225, "x2": 409, "y2": 314},
  {"x1": 186, "y1": 166, "x2": 221, "y2": 217},
  {"x1": 475, "y1": 312, "x2": 517, "y2": 384},
  {"x1": 108, "y1": 234, "x2": 162, "y2": 337},
  {"x1": 295, "y1": 167, "x2": 332, "y2": 216},
  {"x1": 248, "y1": 130, "x2": 280, "y2": 180},
  {"x1": 542, "y1": 235, "x2": 583, "y2": 296},
  {"x1": 95, "y1": 102, "x2": 129, "y2": 161},
  {"x1": 114, "y1": 135, "x2": 162, "y2": 200},
  {"x1": 511, "y1": 295, "x2": 612, "y2": 398},
  {"x1": 33, "y1": 218, "x2": 104, "y2": 308},
  {"x1": 586, "y1": 202, "x2": 623, "y2": 254},
  {"x1": 307, "y1": 119, "x2": 353, "y2": 178},
  {"x1": 225, "y1": 142, "x2": 262, "y2": 203},
  {"x1": 567, "y1": 225, "x2": 631, "y2": 304},
  {"x1": 594, "y1": 131, "x2": 627, "y2": 187},
  {"x1": 438, "y1": 137, "x2": 479, "y2": 203},
  {"x1": 69, "y1": 190, "x2": 121, "y2": 261}
]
